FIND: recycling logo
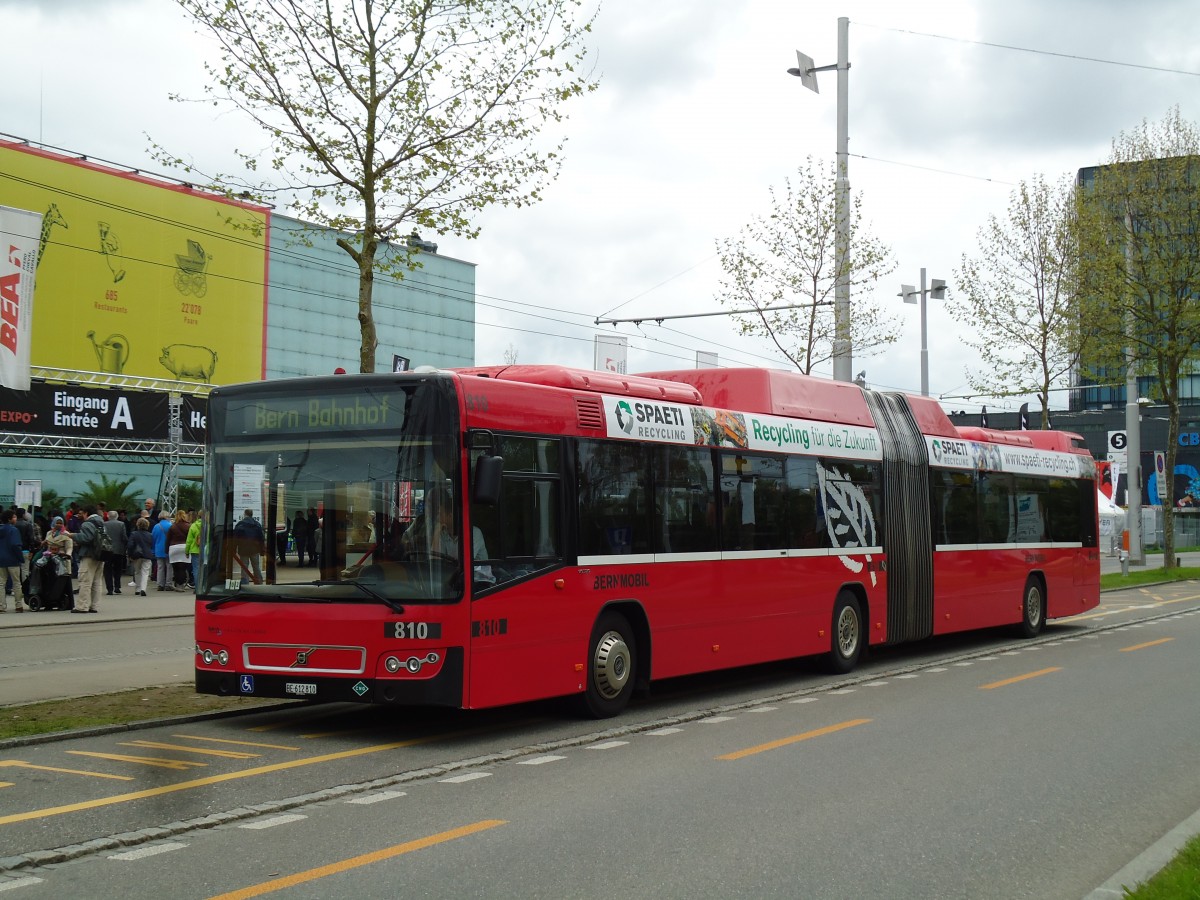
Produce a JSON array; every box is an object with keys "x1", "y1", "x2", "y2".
[{"x1": 614, "y1": 400, "x2": 634, "y2": 434}]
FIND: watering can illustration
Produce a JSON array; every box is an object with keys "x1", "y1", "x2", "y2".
[{"x1": 86, "y1": 331, "x2": 130, "y2": 374}]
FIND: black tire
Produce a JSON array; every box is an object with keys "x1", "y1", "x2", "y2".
[
  {"x1": 825, "y1": 590, "x2": 863, "y2": 675},
  {"x1": 1018, "y1": 576, "x2": 1045, "y2": 638},
  {"x1": 579, "y1": 610, "x2": 636, "y2": 718}
]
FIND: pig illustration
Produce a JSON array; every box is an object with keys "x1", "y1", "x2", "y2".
[{"x1": 160, "y1": 344, "x2": 218, "y2": 382}]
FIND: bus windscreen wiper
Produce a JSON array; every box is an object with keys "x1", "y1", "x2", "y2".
[{"x1": 316, "y1": 579, "x2": 406, "y2": 614}]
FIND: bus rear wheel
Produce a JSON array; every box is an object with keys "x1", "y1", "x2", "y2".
[
  {"x1": 579, "y1": 611, "x2": 636, "y2": 718},
  {"x1": 825, "y1": 590, "x2": 863, "y2": 674},
  {"x1": 1018, "y1": 576, "x2": 1045, "y2": 638}
]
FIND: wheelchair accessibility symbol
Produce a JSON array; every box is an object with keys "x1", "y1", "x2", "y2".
[{"x1": 240, "y1": 675, "x2": 255, "y2": 694}]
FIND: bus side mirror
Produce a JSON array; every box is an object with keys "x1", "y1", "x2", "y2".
[{"x1": 473, "y1": 455, "x2": 503, "y2": 505}]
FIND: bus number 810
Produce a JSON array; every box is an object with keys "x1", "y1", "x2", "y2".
[{"x1": 385, "y1": 622, "x2": 441, "y2": 640}]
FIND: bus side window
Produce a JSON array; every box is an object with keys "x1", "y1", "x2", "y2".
[
  {"x1": 577, "y1": 439, "x2": 650, "y2": 557},
  {"x1": 470, "y1": 437, "x2": 563, "y2": 586}
]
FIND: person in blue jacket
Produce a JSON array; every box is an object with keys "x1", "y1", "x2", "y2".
[
  {"x1": 232, "y1": 509, "x2": 265, "y2": 584},
  {"x1": 152, "y1": 512, "x2": 173, "y2": 591},
  {"x1": 0, "y1": 509, "x2": 28, "y2": 612}
]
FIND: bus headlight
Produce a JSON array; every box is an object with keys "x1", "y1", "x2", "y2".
[{"x1": 196, "y1": 641, "x2": 231, "y2": 667}]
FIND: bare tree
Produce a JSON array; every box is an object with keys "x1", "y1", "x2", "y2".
[
  {"x1": 951, "y1": 174, "x2": 1087, "y2": 428},
  {"x1": 713, "y1": 158, "x2": 898, "y2": 376},
  {"x1": 1076, "y1": 107, "x2": 1200, "y2": 568},
  {"x1": 161, "y1": 0, "x2": 597, "y2": 372}
]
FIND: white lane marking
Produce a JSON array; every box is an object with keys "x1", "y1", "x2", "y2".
[
  {"x1": 789, "y1": 697, "x2": 818, "y2": 704},
  {"x1": 518, "y1": 755, "x2": 567, "y2": 765},
  {"x1": 647, "y1": 726, "x2": 683, "y2": 735},
  {"x1": 346, "y1": 790, "x2": 407, "y2": 804},
  {"x1": 828, "y1": 689, "x2": 855, "y2": 695},
  {"x1": 895, "y1": 673, "x2": 920, "y2": 679},
  {"x1": 863, "y1": 681, "x2": 889, "y2": 687},
  {"x1": 239, "y1": 814, "x2": 307, "y2": 830},
  {"x1": 926, "y1": 667, "x2": 949, "y2": 673},
  {"x1": 701, "y1": 716, "x2": 736, "y2": 724},
  {"x1": 748, "y1": 706, "x2": 778, "y2": 712},
  {"x1": 439, "y1": 772, "x2": 492, "y2": 784},
  {"x1": 953, "y1": 662, "x2": 974, "y2": 667},
  {"x1": 109, "y1": 842, "x2": 188, "y2": 861}
]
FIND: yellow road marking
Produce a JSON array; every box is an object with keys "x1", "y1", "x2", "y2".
[
  {"x1": 717, "y1": 719, "x2": 871, "y2": 760},
  {"x1": 1120, "y1": 637, "x2": 1174, "y2": 652},
  {"x1": 205, "y1": 819, "x2": 507, "y2": 900},
  {"x1": 0, "y1": 782, "x2": 11, "y2": 788},
  {"x1": 980, "y1": 667, "x2": 1062, "y2": 690},
  {"x1": 0, "y1": 760, "x2": 133, "y2": 780},
  {"x1": 67, "y1": 751, "x2": 209, "y2": 771},
  {"x1": 120, "y1": 741, "x2": 261, "y2": 759},
  {"x1": 172, "y1": 735, "x2": 301, "y2": 750},
  {"x1": 0, "y1": 728, "x2": 489, "y2": 827}
]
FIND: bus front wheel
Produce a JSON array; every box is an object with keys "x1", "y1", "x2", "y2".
[
  {"x1": 579, "y1": 611, "x2": 636, "y2": 718},
  {"x1": 825, "y1": 591, "x2": 863, "y2": 674},
  {"x1": 1018, "y1": 576, "x2": 1045, "y2": 638}
]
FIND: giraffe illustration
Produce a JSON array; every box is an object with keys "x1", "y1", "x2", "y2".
[{"x1": 37, "y1": 203, "x2": 68, "y2": 269}]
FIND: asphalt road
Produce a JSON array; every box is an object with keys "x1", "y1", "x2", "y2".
[{"x1": 1, "y1": 578, "x2": 1198, "y2": 898}]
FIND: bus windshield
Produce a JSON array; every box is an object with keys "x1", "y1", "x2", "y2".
[{"x1": 201, "y1": 378, "x2": 465, "y2": 604}]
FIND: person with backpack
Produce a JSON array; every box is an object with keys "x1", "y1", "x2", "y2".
[{"x1": 73, "y1": 504, "x2": 109, "y2": 613}]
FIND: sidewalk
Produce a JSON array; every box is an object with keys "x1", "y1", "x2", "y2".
[{"x1": 0, "y1": 584, "x2": 196, "y2": 628}]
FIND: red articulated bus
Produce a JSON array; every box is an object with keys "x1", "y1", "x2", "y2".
[{"x1": 194, "y1": 365, "x2": 1100, "y2": 717}]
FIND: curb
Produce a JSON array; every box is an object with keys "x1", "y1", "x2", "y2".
[{"x1": 1084, "y1": 807, "x2": 1200, "y2": 898}]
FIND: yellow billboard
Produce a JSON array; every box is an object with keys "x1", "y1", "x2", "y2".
[{"x1": 0, "y1": 140, "x2": 268, "y2": 383}]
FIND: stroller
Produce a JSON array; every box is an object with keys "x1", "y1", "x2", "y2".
[{"x1": 27, "y1": 552, "x2": 72, "y2": 611}]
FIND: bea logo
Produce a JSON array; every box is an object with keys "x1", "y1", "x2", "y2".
[{"x1": 614, "y1": 400, "x2": 634, "y2": 434}]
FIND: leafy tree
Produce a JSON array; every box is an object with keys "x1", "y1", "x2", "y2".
[
  {"x1": 951, "y1": 173, "x2": 1088, "y2": 428},
  {"x1": 77, "y1": 475, "x2": 140, "y2": 515},
  {"x1": 1075, "y1": 107, "x2": 1200, "y2": 568},
  {"x1": 177, "y1": 481, "x2": 203, "y2": 513},
  {"x1": 163, "y1": 0, "x2": 597, "y2": 372},
  {"x1": 714, "y1": 158, "x2": 898, "y2": 375}
]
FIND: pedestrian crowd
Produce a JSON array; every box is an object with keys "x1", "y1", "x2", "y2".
[
  {"x1": 3, "y1": 499, "x2": 327, "y2": 612},
  {"x1": 0, "y1": 497, "x2": 204, "y2": 616}
]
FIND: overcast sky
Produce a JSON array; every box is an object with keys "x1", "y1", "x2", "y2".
[{"x1": 4, "y1": 0, "x2": 1199, "y2": 415}]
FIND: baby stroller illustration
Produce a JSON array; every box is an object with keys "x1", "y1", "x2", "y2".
[
  {"x1": 27, "y1": 552, "x2": 72, "y2": 611},
  {"x1": 174, "y1": 239, "x2": 210, "y2": 297}
]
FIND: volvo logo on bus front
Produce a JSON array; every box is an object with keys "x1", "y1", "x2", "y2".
[{"x1": 292, "y1": 648, "x2": 316, "y2": 668}]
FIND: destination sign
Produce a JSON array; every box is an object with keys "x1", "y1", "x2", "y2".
[{"x1": 223, "y1": 391, "x2": 407, "y2": 437}]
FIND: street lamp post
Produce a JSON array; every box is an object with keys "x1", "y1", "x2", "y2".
[
  {"x1": 789, "y1": 17, "x2": 851, "y2": 383},
  {"x1": 898, "y1": 268, "x2": 946, "y2": 397}
]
